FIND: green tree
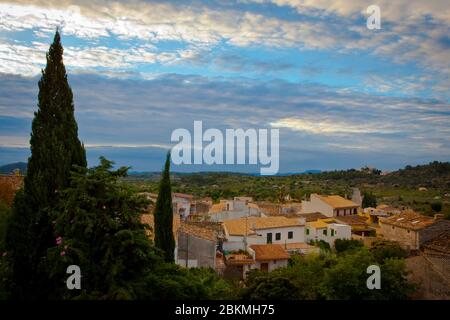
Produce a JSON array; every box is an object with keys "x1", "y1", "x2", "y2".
[
  {"x1": 334, "y1": 239, "x2": 363, "y2": 254},
  {"x1": 154, "y1": 152, "x2": 175, "y2": 262},
  {"x1": 369, "y1": 240, "x2": 408, "y2": 264},
  {"x1": 362, "y1": 192, "x2": 377, "y2": 208},
  {"x1": 5, "y1": 30, "x2": 86, "y2": 299},
  {"x1": 321, "y1": 248, "x2": 413, "y2": 299},
  {"x1": 45, "y1": 157, "x2": 163, "y2": 299},
  {"x1": 240, "y1": 269, "x2": 298, "y2": 300},
  {"x1": 431, "y1": 202, "x2": 442, "y2": 213}
]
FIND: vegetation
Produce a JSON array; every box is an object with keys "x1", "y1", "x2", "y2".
[
  {"x1": 334, "y1": 239, "x2": 363, "y2": 254},
  {"x1": 362, "y1": 191, "x2": 377, "y2": 208},
  {"x1": 241, "y1": 246, "x2": 414, "y2": 300},
  {"x1": 124, "y1": 161, "x2": 450, "y2": 219},
  {"x1": 154, "y1": 152, "x2": 176, "y2": 263},
  {"x1": 5, "y1": 31, "x2": 87, "y2": 300}
]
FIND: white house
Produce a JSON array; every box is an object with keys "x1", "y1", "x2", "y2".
[
  {"x1": 173, "y1": 193, "x2": 194, "y2": 220},
  {"x1": 305, "y1": 218, "x2": 352, "y2": 248},
  {"x1": 248, "y1": 244, "x2": 289, "y2": 272},
  {"x1": 302, "y1": 194, "x2": 359, "y2": 217},
  {"x1": 209, "y1": 198, "x2": 261, "y2": 222},
  {"x1": 224, "y1": 244, "x2": 290, "y2": 279},
  {"x1": 222, "y1": 216, "x2": 306, "y2": 251}
]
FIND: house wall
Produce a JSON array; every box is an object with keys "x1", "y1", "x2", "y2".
[
  {"x1": 210, "y1": 208, "x2": 260, "y2": 222},
  {"x1": 305, "y1": 224, "x2": 351, "y2": 247},
  {"x1": 174, "y1": 197, "x2": 192, "y2": 220},
  {"x1": 379, "y1": 222, "x2": 419, "y2": 250},
  {"x1": 255, "y1": 226, "x2": 305, "y2": 245},
  {"x1": 222, "y1": 234, "x2": 264, "y2": 251},
  {"x1": 177, "y1": 231, "x2": 216, "y2": 268},
  {"x1": 301, "y1": 194, "x2": 334, "y2": 216},
  {"x1": 251, "y1": 260, "x2": 288, "y2": 272}
]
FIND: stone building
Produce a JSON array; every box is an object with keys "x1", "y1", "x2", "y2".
[{"x1": 379, "y1": 211, "x2": 450, "y2": 250}]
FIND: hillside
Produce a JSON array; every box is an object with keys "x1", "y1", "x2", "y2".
[{"x1": 0, "y1": 162, "x2": 27, "y2": 175}]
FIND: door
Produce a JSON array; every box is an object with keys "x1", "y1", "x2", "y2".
[
  {"x1": 266, "y1": 233, "x2": 272, "y2": 244},
  {"x1": 260, "y1": 263, "x2": 269, "y2": 272}
]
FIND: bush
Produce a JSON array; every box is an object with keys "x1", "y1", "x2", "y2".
[
  {"x1": 369, "y1": 240, "x2": 408, "y2": 264},
  {"x1": 334, "y1": 239, "x2": 363, "y2": 254},
  {"x1": 431, "y1": 202, "x2": 442, "y2": 212}
]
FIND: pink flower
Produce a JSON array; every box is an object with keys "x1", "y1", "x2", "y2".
[
  {"x1": 56, "y1": 236, "x2": 62, "y2": 246},
  {"x1": 60, "y1": 251, "x2": 66, "y2": 256},
  {"x1": 64, "y1": 245, "x2": 68, "y2": 250},
  {"x1": 2, "y1": 252, "x2": 7, "y2": 257}
]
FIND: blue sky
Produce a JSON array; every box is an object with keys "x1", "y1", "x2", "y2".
[{"x1": 0, "y1": 0, "x2": 449, "y2": 173}]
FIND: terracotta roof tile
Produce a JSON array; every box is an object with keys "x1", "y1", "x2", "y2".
[
  {"x1": 223, "y1": 216, "x2": 303, "y2": 236},
  {"x1": 317, "y1": 195, "x2": 359, "y2": 209},
  {"x1": 250, "y1": 244, "x2": 289, "y2": 261},
  {"x1": 380, "y1": 211, "x2": 443, "y2": 230}
]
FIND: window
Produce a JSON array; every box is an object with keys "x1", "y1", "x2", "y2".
[
  {"x1": 267, "y1": 233, "x2": 272, "y2": 244},
  {"x1": 275, "y1": 233, "x2": 281, "y2": 241},
  {"x1": 306, "y1": 228, "x2": 310, "y2": 235},
  {"x1": 323, "y1": 229, "x2": 327, "y2": 236},
  {"x1": 288, "y1": 231, "x2": 293, "y2": 239},
  {"x1": 331, "y1": 230, "x2": 335, "y2": 237}
]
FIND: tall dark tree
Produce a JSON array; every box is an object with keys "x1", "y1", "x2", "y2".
[
  {"x1": 154, "y1": 152, "x2": 175, "y2": 262},
  {"x1": 5, "y1": 30, "x2": 86, "y2": 299}
]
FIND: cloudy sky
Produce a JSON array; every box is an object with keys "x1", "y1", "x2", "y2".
[{"x1": 0, "y1": 0, "x2": 449, "y2": 173}]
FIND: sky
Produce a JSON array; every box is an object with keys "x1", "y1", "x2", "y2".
[{"x1": 0, "y1": 0, "x2": 449, "y2": 173}]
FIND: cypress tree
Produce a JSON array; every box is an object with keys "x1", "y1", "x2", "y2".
[
  {"x1": 154, "y1": 152, "x2": 175, "y2": 263},
  {"x1": 5, "y1": 30, "x2": 86, "y2": 299}
]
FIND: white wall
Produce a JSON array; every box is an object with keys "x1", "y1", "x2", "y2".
[
  {"x1": 306, "y1": 223, "x2": 351, "y2": 248},
  {"x1": 256, "y1": 226, "x2": 305, "y2": 245},
  {"x1": 222, "y1": 234, "x2": 264, "y2": 251},
  {"x1": 252, "y1": 259, "x2": 288, "y2": 272},
  {"x1": 210, "y1": 208, "x2": 261, "y2": 222}
]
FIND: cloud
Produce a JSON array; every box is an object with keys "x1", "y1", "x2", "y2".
[
  {"x1": 1, "y1": 72, "x2": 449, "y2": 171},
  {"x1": 0, "y1": 0, "x2": 449, "y2": 96},
  {"x1": 270, "y1": 117, "x2": 400, "y2": 135}
]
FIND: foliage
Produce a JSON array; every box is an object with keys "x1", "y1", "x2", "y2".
[
  {"x1": 334, "y1": 239, "x2": 363, "y2": 254},
  {"x1": 238, "y1": 247, "x2": 414, "y2": 300},
  {"x1": 320, "y1": 248, "x2": 414, "y2": 299},
  {"x1": 0, "y1": 202, "x2": 11, "y2": 299},
  {"x1": 362, "y1": 192, "x2": 377, "y2": 208},
  {"x1": 431, "y1": 202, "x2": 442, "y2": 212},
  {"x1": 0, "y1": 201, "x2": 11, "y2": 250},
  {"x1": 44, "y1": 157, "x2": 234, "y2": 299},
  {"x1": 369, "y1": 240, "x2": 408, "y2": 264},
  {"x1": 240, "y1": 269, "x2": 298, "y2": 300},
  {"x1": 309, "y1": 239, "x2": 331, "y2": 253},
  {"x1": 5, "y1": 31, "x2": 87, "y2": 300},
  {"x1": 154, "y1": 152, "x2": 176, "y2": 262}
]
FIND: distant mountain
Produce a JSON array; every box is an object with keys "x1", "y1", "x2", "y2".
[{"x1": 0, "y1": 162, "x2": 27, "y2": 174}]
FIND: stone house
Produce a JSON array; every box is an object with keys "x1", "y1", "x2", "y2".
[{"x1": 379, "y1": 211, "x2": 450, "y2": 250}]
